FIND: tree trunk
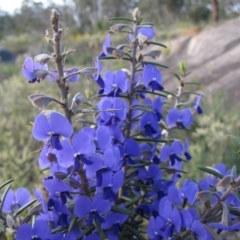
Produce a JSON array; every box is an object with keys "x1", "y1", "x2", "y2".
[{"x1": 211, "y1": 0, "x2": 219, "y2": 25}]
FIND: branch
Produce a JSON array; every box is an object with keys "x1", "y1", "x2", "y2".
[{"x1": 51, "y1": 9, "x2": 72, "y2": 123}]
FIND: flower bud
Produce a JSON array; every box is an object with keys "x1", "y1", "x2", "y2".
[
  {"x1": 79, "y1": 67, "x2": 98, "y2": 81},
  {"x1": 110, "y1": 24, "x2": 132, "y2": 33},
  {"x1": 6, "y1": 215, "x2": 17, "y2": 229},
  {"x1": 161, "y1": 129, "x2": 168, "y2": 138},
  {"x1": 132, "y1": 7, "x2": 141, "y2": 21},
  {"x1": 71, "y1": 93, "x2": 85, "y2": 110},
  {"x1": 221, "y1": 203, "x2": 231, "y2": 226},
  {"x1": 28, "y1": 94, "x2": 52, "y2": 110},
  {"x1": 195, "y1": 190, "x2": 212, "y2": 203},
  {"x1": 216, "y1": 175, "x2": 233, "y2": 192},
  {"x1": 178, "y1": 61, "x2": 188, "y2": 76},
  {"x1": 34, "y1": 54, "x2": 52, "y2": 65},
  {"x1": 137, "y1": 34, "x2": 148, "y2": 45}
]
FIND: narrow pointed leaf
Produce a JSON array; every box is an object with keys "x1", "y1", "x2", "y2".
[
  {"x1": 125, "y1": 196, "x2": 142, "y2": 208},
  {"x1": 198, "y1": 166, "x2": 224, "y2": 179},
  {"x1": 185, "y1": 82, "x2": 201, "y2": 85},
  {"x1": 93, "y1": 218, "x2": 107, "y2": 240},
  {"x1": 125, "y1": 225, "x2": 146, "y2": 240},
  {"x1": 111, "y1": 205, "x2": 133, "y2": 215},
  {"x1": 68, "y1": 214, "x2": 77, "y2": 233},
  {"x1": 0, "y1": 220, "x2": 5, "y2": 233},
  {"x1": 135, "y1": 90, "x2": 167, "y2": 98},
  {"x1": 99, "y1": 56, "x2": 131, "y2": 61},
  {"x1": 231, "y1": 165, "x2": 237, "y2": 178},
  {"x1": 147, "y1": 41, "x2": 167, "y2": 48},
  {"x1": 13, "y1": 199, "x2": 37, "y2": 217},
  {"x1": 0, "y1": 179, "x2": 14, "y2": 190},
  {"x1": 134, "y1": 138, "x2": 173, "y2": 143},
  {"x1": 77, "y1": 225, "x2": 95, "y2": 240},
  {"x1": 140, "y1": 22, "x2": 154, "y2": 25},
  {"x1": 229, "y1": 135, "x2": 240, "y2": 145},
  {"x1": 0, "y1": 184, "x2": 12, "y2": 211},
  {"x1": 182, "y1": 92, "x2": 203, "y2": 96},
  {"x1": 173, "y1": 73, "x2": 181, "y2": 81},
  {"x1": 137, "y1": 24, "x2": 153, "y2": 28},
  {"x1": 161, "y1": 90, "x2": 177, "y2": 97},
  {"x1": 142, "y1": 61, "x2": 168, "y2": 68},
  {"x1": 108, "y1": 17, "x2": 134, "y2": 22}
]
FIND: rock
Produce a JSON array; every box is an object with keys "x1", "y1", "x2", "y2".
[{"x1": 151, "y1": 17, "x2": 240, "y2": 106}]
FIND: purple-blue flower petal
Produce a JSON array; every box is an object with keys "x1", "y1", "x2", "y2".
[
  {"x1": 49, "y1": 112, "x2": 73, "y2": 138},
  {"x1": 115, "y1": 70, "x2": 128, "y2": 93},
  {"x1": 33, "y1": 220, "x2": 52, "y2": 239},
  {"x1": 180, "y1": 210, "x2": 193, "y2": 228},
  {"x1": 73, "y1": 131, "x2": 95, "y2": 156},
  {"x1": 74, "y1": 196, "x2": 92, "y2": 218},
  {"x1": 160, "y1": 145, "x2": 171, "y2": 162},
  {"x1": 171, "y1": 140, "x2": 183, "y2": 155},
  {"x1": 15, "y1": 188, "x2": 31, "y2": 207},
  {"x1": 96, "y1": 126, "x2": 111, "y2": 150},
  {"x1": 181, "y1": 109, "x2": 193, "y2": 128},
  {"x1": 93, "y1": 193, "x2": 111, "y2": 214},
  {"x1": 32, "y1": 114, "x2": 51, "y2": 141},
  {"x1": 16, "y1": 223, "x2": 33, "y2": 240},
  {"x1": 2, "y1": 189, "x2": 15, "y2": 213},
  {"x1": 166, "y1": 108, "x2": 179, "y2": 127},
  {"x1": 192, "y1": 220, "x2": 208, "y2": 240}
]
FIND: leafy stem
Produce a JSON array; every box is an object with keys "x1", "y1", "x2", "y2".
[{"x1": 51, "y1": 9, "x2": 72, "y2": 123}]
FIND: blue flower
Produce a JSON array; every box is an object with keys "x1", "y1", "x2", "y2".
[
  {"x1": 32, "y1": 112, "x2": 73, "y2": 150},
  {"x1": 2, "y1": 188, "x2": 31, "y2": 213},
  {"x1": 103, "y1": 70, "x2": 128, "y2": 97},
  {"x1": 74, "y1": 193, "x2": 111, "y2": 225},
  {"x1": 166, "y1": 108, "x2": 193, "y2": 129},
  {"x1": 16, "y1": 220, "x2": 52, "y2": 240},
  {"x1": 142, "y1": 64, "x2": 163, "y2": 91}
]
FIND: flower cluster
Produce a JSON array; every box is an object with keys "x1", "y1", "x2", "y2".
[{"x1": 1, "y1": 7, "x2": 240, "y2": 240}]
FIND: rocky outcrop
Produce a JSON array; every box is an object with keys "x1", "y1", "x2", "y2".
[{"x1": 155, "y1": 17, "x2": 240, "y2": 105}]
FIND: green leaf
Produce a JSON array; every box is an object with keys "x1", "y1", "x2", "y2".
[
  {"x1": 229, "y1": 135, "x2": 240, "y2": 145},
  {"x1": 142, "y1": 61, "x2": 168, "y2": 69},
  {"x1": 184, "y1": 82, "x2": 201, "y2": 85},
  {"x1": 140, "y1": 22, "x2": 154, "y2": 26},
  {"x1": 229, "y1": 207, "x2": 240, "y2": 217},
  {"x1": 93, "y1": 218, "x2": 107, "y2": 240},
  {"x1": 83, "y1": 101, "x2": 93, "y2": 108},
  {"x1": 160, "y1": 90, "x2": 177, "y2": 98},
  {"x1": 0, "y1": 184, "x2": 12, "y2": 211},
  {"x1": 68, "y1": 214, "x2": 77, "y2": 233},
  {"x1": 147, "y1": 41, "x2": 167, "y2": 48},
  {"x1": 124, "y1": 225, "x2": 146, "y2": 240},
  {"x1": 0, "y1": 179, "x2": 14, "y2": 190},
  {"x1": 134, "y1": 138, "x2": 173, "y2": 143},
  {"x1": 231, "y1": 165, "x2": 237, "y2": 178},
  {"x1": 99, "y1": 56, "x2": 131, "y2": 62},
  {"x1": 137, "y1": 24, "x2": 153, "y2": 28},
  {"x1": 52, "y1": 226, "x2": 68, "y2": 234},
  {"x1": 135, "y1": 89, "x2": 167, "y2": 98},
  {"x1": 0, "y1": 219, "x2": 5, "y2": 234},
  {"x1": 77, "y1": 225, "x2": 95, "y2": 240},
  {"x1": 13, "y1": 199, "x2": 37, "y2": 217},
  {"x1": 197, "y1": 166, "x2": 224, "y2": 179},
  {"x1": 111, "y1": 205, "x2": 133, "y2": 215},
  {"x1": 173, "y1": 73, "x2": 181, "y2": 82},
  {"x1": 108, "y1": 17, "x2": 134, "y2": 22},
  {"x1": 125, "y1": 195, "x2": 142, "y2": 208},
  {"x1": 181, "y1": 92, "x2": 203, "y2": 96},
  {"x1": 161, "y1": 167, "x2": 187, "y2": 174}
]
